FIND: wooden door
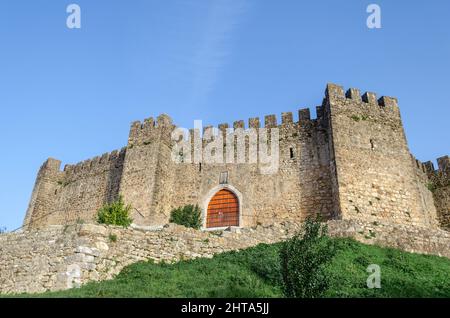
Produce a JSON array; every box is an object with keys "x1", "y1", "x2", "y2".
[{"x1": 206, "y1": 189, "x2": 239, "y2": 228}]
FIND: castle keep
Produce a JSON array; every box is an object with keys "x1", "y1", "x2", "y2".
[{"x1": 23, "y1": 83, "x2": 450, "y2": 231}]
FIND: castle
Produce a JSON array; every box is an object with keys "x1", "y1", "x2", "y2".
[{"x1": 23, "y1": 83, "x2": 450, "y2": 231}]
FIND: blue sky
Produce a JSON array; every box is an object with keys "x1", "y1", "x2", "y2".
[{"x1": 0, "y1": 0, "x2": 449, "y2": 230}]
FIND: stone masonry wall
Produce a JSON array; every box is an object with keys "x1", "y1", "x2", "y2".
[
  {"x1": 1, "y1": 220, "x2": 449, "y2": 295},
  {"x1": 165, "y1": 109, "x2": 334, "y2": 228},
  {"x1": 23, "y1": 149, "x2": 126, "y2": 228},
  {"x1": 23, "y1": 83, "x2": 446, "y2": 231},
  {"x1": 25, "y1": 109, "x2": 335, "y2": 229},
  {"x1": 423, "y1": 156, "x2": 450, "y2": 229},
  {"x1": 325, "y1": 84, "x2": 439, "y2": 228}
]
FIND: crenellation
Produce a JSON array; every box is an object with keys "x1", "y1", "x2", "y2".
[
  {"x1": 81, "y1": 160, "x2": 91, "y2": 171},
  {"x1": 248, "y1": 117, "x2": 260, "y2": 128},
  {"x1": 298, "y1": 108, "x2": 311, "y2": 122},
  {"x1": 316, "y1": 106, "x2": 324, "y2": 119},
  {"x1": 425, "y1": 155, "x2": 450, "y2": 230},
  {"x1": 156, "y1": 114, "x2": 172, "y2": 128},
  {"x1": 378, "y1": 96, "x2": 398, "y2": 109},
  {"x1": 23, "y1": 83, "x2": 448, "y2": 233},
  {"x1": 218, "y1": 123, "x2": 229, "y2": 132},
  {"x1": 345, "y1": 88, "x2": 362, "y2": 102},
  {"x1": 109, "y1": 150, "x2": 119, "y2": 161},
  {"x1": 281, "y1": 112, "x2": 293, "y2": 125},
  {"x1": 437, "y1": 155, "x2": 450, "y2": 173},
  {"x1": 44, "y1": 158, "x2": 62, "y2": 171},
  {"x1": 74, "y1": 162, "x2": 83, "y2": 174},
  {"x1": 100, "y1": 152, "x2": 110, "y2": 163},
  {"x1": 264, "y1": 114, "x2": 277, "y2": 128},
  {"x1": 362, "y1": 91, "x2": 377, "y2": 104},
  {"x1": 423, "y1": 161, "x2": 435, "y2": 174},
  {"x1": 233, "y1": 120, "x2": 245, "y2": 129},
  {"x1": 325, "y1": 83, "x2": 345, "y2": 100},
  {"x1": 326, "y1": 83, "x2": 441, "y2": 229},
  {"x1": 130, "y1": 120, "x2": 142, "y2": 132},
  {"x1": 143, "y1": 117, "x2": 155, "y2": 129},
  {"x1": 203, "y1": 125, "x2": 213, "y2": 134}
]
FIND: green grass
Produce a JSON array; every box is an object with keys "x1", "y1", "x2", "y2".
[{"x1": 12, "y1": 238, "x2": 450, "y2": 298}]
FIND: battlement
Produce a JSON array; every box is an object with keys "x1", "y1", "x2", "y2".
[
  {"x1": 41, "y1": 158, "x2": 62, "y2": 172},
  {"x1": 130, "y1": 114, "x2": 173, "y2": 130},
  {"x1": 186, "y1": 109, "x2": 324, "y2": 134},
  {"x1": 326, "y1": 83, "x2": 398, "y2": 109},
  {"x1": 437, "y1": 156, "x2": 450, "y2": 172},
  {"x1": 62, "y1": 147, "x2": 127, "y2": 175},
  {"x1": 24, "y1": 82, "x2": 447, "y2": 233},
  {"x1": 422, "y1": 155, "x2": 450, "y2": 175},
  {"x1": 410, "y1": 154, "x2": 429, "y2": 175},
  {"x1": 128, "y1": 114, "x2": 174, "y2": 145}
]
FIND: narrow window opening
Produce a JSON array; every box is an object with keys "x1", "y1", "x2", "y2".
[
  {"x1": 219, "y1": 171, "x2": 228, "y2": 184},
  {"x1": 370, "y1": 139, "x2": 375, "y2": 150},
  {"x1": 290, "y1": 147, "x2": 294, "y2": 159},
  {"x1": 199, "y1": 163, "x2": 202, "y2": 172}
]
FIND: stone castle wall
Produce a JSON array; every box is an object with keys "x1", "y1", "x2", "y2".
[
  {"x1": 22, "y1": 83, "x2": 448, "y2": 231},
  {"x1": 23, "y1": 149, "x2": 126, "y2": 228},
  {"x1": 1, "y1": 220, "x2": 450, "y2": 295},
  {"x1": 24, "y1": 108, "x2": 336, "y2": 229},
  {"x1": 423, "y1": 156, "x2": 450, "y2": 229},
  {"x1": 165, "y1": 109, "x2": 335, "y2": 227},
  {"x1": 325, "y1": 84, "x2": 439, "y2": 228}
]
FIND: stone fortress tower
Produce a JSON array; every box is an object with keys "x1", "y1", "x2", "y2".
[{"x1": 23, "y1": 83, "x2": 449, "y2": 231}]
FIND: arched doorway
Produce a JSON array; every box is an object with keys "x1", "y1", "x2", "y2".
[{"x1": 206, "y1": 189, "x2": 240, "y2": 228}]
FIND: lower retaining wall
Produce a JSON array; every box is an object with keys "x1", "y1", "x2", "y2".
[
  {"x1": 327, "y1": 219, "x2": 450, "y2": 258},
  {"x1": 0, "y1": 220, "x2": 449, "y2": 295}
]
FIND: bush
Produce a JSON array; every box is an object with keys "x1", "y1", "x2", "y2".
[
  {"x1": 280, "y1": 217, "x2": 336, "y2": 298},
  {"x1": 97, "y1": 196, "x2": 133, "y2": 227},
  {"x1": 108, "y1": 234, "x2": 118, "y2": 243},
  {"x1": 169, "y1": 205, "x2": 202, "y2": 229}
]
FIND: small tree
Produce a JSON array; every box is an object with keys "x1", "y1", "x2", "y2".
[
  {"x1": 97, "y1": 196, "x2": 133, "y2": 227},
  {"x1": 169, "y1": 205, "x2": 202, "y2": 229},
  {"x1": 280, "y1": 217, "x2": 336, "y2": 298}
]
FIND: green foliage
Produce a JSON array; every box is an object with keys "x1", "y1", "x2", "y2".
[
  {"x1": 9, "y1": 236, "x2": 450, "y2": 298},
  {"x1": 351, "y1": 115, "x2": 360, "y2": 122},
  {"x1": 97, "y1": 196, "x2": 133, "y2": 228},
  {"x1": 280, "y1": 217, "x2": 336, "y2": 298},
  {"x1": 109, "y1": 234, "x2": 117, "y2": 243},
  {"x1": 169, "y1": 205, "x2": 202, "y2": 229},
  {"x1": 427, "y1": 182, "x2": 437, "y2": 193},
  {"x1": 76, "y1": 218, "x2": 85, "y2": 225}
]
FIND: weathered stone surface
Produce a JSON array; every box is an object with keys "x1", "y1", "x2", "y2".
[
  {"x1": 21, "y1": 83, "x2": 448, "y2": 232},
  {"x1": 424, "y1": 156, "x2": 450, "y2": 229},
  {"x1": 8, "y1": 83, "x2": 448, "y2": 294},
  {"x1": 1, "y1": 220, "x2": 449, "y2": 295}
]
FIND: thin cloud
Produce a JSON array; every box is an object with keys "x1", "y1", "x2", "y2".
[{"x1": 187, "y1": 0, "x2": 249, "y2": 108}]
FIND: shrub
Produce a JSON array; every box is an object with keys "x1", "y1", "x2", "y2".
[
  {"x1": 427, "y1": 182, "x2": 436, "y2": 193},
  {"x1": 108, "y1": 234, "x2": 118, "y2": 243},
  {"x1": 97, "y1": 196, "x2": 133, "y2": 227},
  {"x1": 169, "y1": 205, "x2": 202, "y2": 229},
  {"x1": 280, "y1": 217, "x2": 336, "y2": 298},
  {"x1": 76, "y1": 218, "x2": 85, "y2": 225}
]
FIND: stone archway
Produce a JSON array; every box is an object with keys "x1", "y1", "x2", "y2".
[
  {"x1": 206, "y1": 189, "x2": 239, "y2": 228},
  {"x1": 203, "y1": 186, "x2": 242, "y2": 229}
]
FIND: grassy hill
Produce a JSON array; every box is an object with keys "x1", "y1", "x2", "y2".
[{"x1": 22, "y1": 237, "x2": 450, "y2": 298}]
